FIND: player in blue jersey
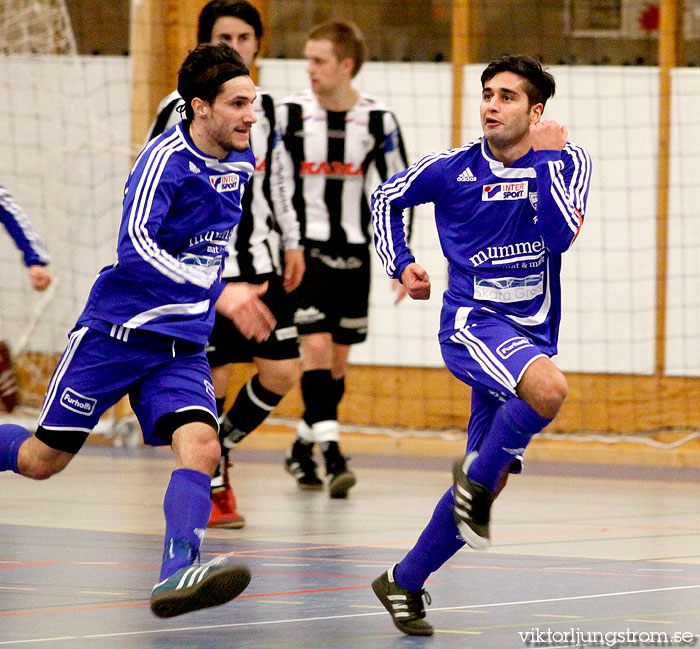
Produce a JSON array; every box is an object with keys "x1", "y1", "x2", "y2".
[
  {"x1": 0, "y1": 186, "x2": 52, "y2": 411},
  {"x1": 149, "y1": 0, "x2": 304, "y2": 531},
  {"x1": 0, "y1": 43, "x2": 276, "y2": 618},
  {"x1": 370, "y1": 55, "x2": 591, "y2": 635}
]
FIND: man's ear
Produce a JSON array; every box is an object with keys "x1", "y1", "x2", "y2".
[
  {"x1": 529, "y1": 102, "x2": 544, "y2": 125},
  {"x1": 341, "y1": 56, "x2": 355, "y2": 77},
  {"x1": 191, "y1": 97, "x2": 209, "y2": 119}
]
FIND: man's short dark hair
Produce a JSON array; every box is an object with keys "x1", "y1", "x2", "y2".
[
  {"x1": 178, "y1": 43, "x2": 250, "y2": 122},
  {"x1": 307, "y1": 20, "x2": 366, "y2": 78},
  {"x1": 481, "y1": 55, "x2": 556, "y2": 109},
  {"x1": 197, "y1": 0, "x2": 263, "y2": 45}
]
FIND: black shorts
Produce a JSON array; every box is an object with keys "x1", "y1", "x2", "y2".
[
  {"x1": 207, "y1": 273, "x2": 299, "y2": 368},
  {"x1": 290, "y1": 243, "x2": 370, "y2": 345}
]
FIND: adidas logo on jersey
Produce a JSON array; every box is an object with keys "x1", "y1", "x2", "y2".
[
  {"x1": 189, "y1": 161, "x2": 201, "y2": 174},
  {"x1": 457, "y1": 167, "x2": 477, "y2": 182}
]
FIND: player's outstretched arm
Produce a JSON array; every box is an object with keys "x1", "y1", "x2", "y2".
[
  {"x1": 215, "y1": 282, "x2": 276, "y2": 342},
  {"x1": 400, "y1": 263, "x2": 431, "y2": 300}
]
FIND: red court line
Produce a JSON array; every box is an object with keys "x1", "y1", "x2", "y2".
[{"x1": 0, "y1": 561, "x2": 56, "y2": 570}]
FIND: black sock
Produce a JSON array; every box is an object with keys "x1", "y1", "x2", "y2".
[
  {"x1": 331, "y1": 376, "x2": 345, "y2": 410},
  {"x1": 220, "y1": 374, "x2": 283, "y2": 445},
  {"x1": 301, "y1": 369, "x2": 338, "y2": 426}
]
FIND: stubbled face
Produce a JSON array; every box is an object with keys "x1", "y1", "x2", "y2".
[
  {"x1": 210, "y1": 16, "x2": 259, "y2": 68},
  {"x1": 305, "y1": 38, "x2": 350, "y2": 96},
  {"x1": 203, "y1": 75, "x2": 257, "y2": 153},
  {"x1": 480, "y1": 71, "x2": 541, "y2": 152}
]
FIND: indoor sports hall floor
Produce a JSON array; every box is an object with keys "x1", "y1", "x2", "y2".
[{"x1": 1, "y1": 434, "x2": 699, "y2": 648}]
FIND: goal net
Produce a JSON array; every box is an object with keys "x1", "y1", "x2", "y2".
[{"x1": 0, "y1": 0, "x2": 131, "y2": 407}]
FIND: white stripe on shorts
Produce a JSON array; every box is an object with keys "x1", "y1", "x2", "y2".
[
  {"x1": 39, "y1": 327, "x2": 89, "y2": 426},
  {"x1": 451, "y1": 329, "x2": 517, "y2": 394}
]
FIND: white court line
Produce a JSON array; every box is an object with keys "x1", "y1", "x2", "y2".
[{"x1": 0, "y1": 583, "x2": 698, "y2": 646}]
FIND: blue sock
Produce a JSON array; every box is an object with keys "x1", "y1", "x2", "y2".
[
  {"x1": 467, "y1": 398, "x2": 551, "y2": 492},
  {"x1": 0, "y1": 424, "x2": 32, "y2": 474},
  {"x1": 393, "y1": 488, "x2": 465, "y2": 592},
  {"x1": 159, "y1": 468, "x2": 213, "y2": 581}
]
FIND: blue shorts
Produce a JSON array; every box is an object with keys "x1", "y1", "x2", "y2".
[
  {"x1": 440, "y1": 306, "x2": 547, "y2": 400},
  {"x1": 35, "y1": 326, "x2": 218, "y2": 453},
  {"x1": 440, "y1": 306, "x2": 547, "y2": 460}
]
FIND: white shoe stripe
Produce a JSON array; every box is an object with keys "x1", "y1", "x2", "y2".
[
  {"x1": 456, "y1": 521, "x2": 490, "y2": 549},
  {"x1": 175, "y1": 566, "x2": 198, "y2": 590}
]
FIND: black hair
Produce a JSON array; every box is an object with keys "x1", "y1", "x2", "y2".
[
  {"x1": 177, "y1": 43, "x2": 250, "y2": 122},
  {"x1": 197, "y1": 0, "x2": 263, "y2": 44},
  {"x1": 480, "y1": 55, "x2": 556, "y2": 109}
]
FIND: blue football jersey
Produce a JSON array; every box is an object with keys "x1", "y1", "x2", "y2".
[
  {"x1": 78, "y1": 123, "x2": 255, "y2": 345},
  {"x1": 372, "y1": 137, "x2": 591, "y2": 354}
]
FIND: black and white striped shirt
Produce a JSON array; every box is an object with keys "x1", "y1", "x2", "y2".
[
  {"x1": 146, "y1": 88, "x2": 299, "y2": 278},
  {"x1": 277, "y1": 89, "x2": 410, "y2": 248}
]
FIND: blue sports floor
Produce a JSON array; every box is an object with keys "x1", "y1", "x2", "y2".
[{"x1": 1, "y1": 445, "x2": 699, "y2": 648}]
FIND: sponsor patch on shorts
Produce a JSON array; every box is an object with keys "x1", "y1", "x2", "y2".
[
  {"x1": 496, "y1": 337, "x2": 535, "y2": 359},
  {"x1": 60, "y1": 387, "x2": 97, "y2": 416}
]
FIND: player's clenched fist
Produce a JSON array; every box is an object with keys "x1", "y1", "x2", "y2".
[
  {"x1": 530, "y1": 120, "x2": 568, "y2": 152},
  {"x1": 401, "y1": 263, "x2": 431, "y2": 300},
  {"x1": 215, "y1": 281, "x2": 277, "y2": 342}
]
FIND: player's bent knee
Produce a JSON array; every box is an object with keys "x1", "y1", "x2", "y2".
[
  {"x1": 171, "y1": 420, "x2": 221, "y2": 475},
  {"x1": 534, "y1": 374, "x2": 568, "y2": 419},
  {"x1": 301, "y1": 334, "x2": 332, "y2": 367},
  {"x1": 18, "y1": 438, "x2": 73, "y2": 480},
  {"x1": 198, "y1": 435, "x2": 222, "y2": 471},
  {"x1": 23, "y1": 461, "x2": 61, "y2": 481},
  {"x1": 261, "y1": 363, "x2": 301, "y2": 396}
]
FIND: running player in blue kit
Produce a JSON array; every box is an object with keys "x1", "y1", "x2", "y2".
[
  {"x1": 370, "y1": 55, "x2": 591, "y2": 635},
  {"x1": 0, "y1": 43, "x2": 275, "y2": 618}
]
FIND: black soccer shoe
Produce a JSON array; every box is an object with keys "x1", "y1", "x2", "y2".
[
  {"x1": 372, "y1": 566, "x2": 433, "y2": 636},
  {"x1": 452, "y1": 452, "x2": 493, "y2": 549},
  {"x1": 284, "y1": 439, "x2": 323, "y2": 490},
  {"x1": 322, "y1": 441, "x2": 356, "y2": 498}
]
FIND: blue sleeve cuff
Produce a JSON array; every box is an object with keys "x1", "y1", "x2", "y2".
[
  {"x1": 533, "y1": 149, "x2": 563, "y2": 165},
  {"x1": 395, "y1": 256, "x2": 416, "y2": 283}
]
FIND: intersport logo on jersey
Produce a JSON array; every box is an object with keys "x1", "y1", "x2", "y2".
[
  {"x1": 209, "y1": 173, "x2": 240, "y2": 193},
  {"x1": 482, "y1": 181, "x2": 528, "y2": 201}
]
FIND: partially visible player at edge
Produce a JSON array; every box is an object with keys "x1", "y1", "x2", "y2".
[
  {"x1": 0, "y1": 43, "x2": 275, "y2": 618},
  {"x1": 370, "y1": 54, "x2": 591, "y2": 635},
  {"x1": 148, "y1": 0, "x2": 303, "y2": 530},
  {"x1": 277, "y1": 21, "x2": 411, "y2": 497},
  {"x1": 0, "y1": 186, "x2": 52, "y2": 412}
]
